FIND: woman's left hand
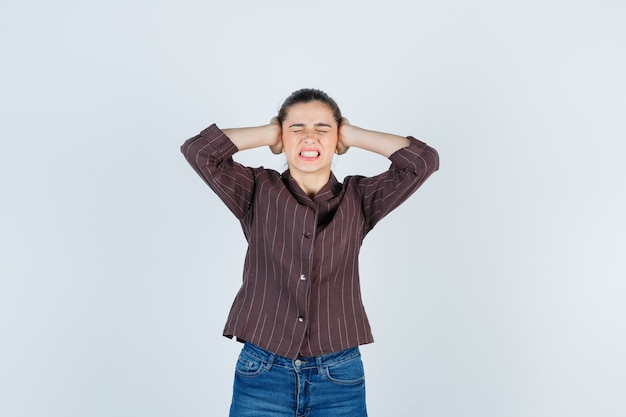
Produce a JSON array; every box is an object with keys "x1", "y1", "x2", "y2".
[{"x1": 336, "y1": 118, "x2": 351, "y2": 155}]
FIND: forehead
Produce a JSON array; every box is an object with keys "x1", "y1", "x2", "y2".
[{"x1": 284, "y1": 101, "x2": 335, "y2": 123}]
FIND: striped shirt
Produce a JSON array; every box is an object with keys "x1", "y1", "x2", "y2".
[{"x1": 181, "y1": 124, "x2": 439, "y2": 359}]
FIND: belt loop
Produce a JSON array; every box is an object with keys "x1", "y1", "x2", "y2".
[
  {"x1": 266, "y1": 353, "x2": 276, "y2": 371},
  {"x1": 315, "y1": 355, "x2": 325, "y2": 376}
]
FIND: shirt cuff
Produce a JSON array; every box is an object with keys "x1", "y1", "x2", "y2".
[
  {"x1": 388, "y1": 136, "x2": 428, "y2": 167},
  {"x1": 199, "y1": 123, "x2": 239, "y2": 160}
]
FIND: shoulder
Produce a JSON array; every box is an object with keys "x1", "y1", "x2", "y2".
[
  {"x1": 248, "y1": 166, "x2": 286, "y2": 190},
  {"x1": 249, "y1": 166, "x2": 281, "y2": 179},
  {"x1": 340, "y1": 174, "x2": 368, "y2": 194}
]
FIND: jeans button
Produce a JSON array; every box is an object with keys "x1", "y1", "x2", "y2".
[{"x1": 294, "y1": 359, "x2": 302, "y2": 366}]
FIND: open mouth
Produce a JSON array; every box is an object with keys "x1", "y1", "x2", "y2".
[{"x1": 300, "y1": 150, "x2": 320, "y2": 158}]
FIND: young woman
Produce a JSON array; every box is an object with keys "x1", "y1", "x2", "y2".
[{"x1": 181, "y1": 88, "x2": 439, "y2": 417}]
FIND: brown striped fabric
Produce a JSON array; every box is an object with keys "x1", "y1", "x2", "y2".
[{"x1": 181, "y1": 124, "x2": 439, "y2": 359}]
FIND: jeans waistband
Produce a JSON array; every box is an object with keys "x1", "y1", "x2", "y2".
[{"x1": 241, "y1": 342, "x2": 361, "y2": 371}]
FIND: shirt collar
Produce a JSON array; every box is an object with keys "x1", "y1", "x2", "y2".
[{"x1": 282, "y1": 170, "x2": 341, "y2": 205}]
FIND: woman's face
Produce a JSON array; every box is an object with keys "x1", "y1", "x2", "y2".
[{"x1": 281, "y1": 100, "x2": 339, "y2": 178}]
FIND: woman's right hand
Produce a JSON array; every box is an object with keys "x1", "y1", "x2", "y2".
[{"x1": 268, "y1": 117, "x2": 284, "y2": 154}]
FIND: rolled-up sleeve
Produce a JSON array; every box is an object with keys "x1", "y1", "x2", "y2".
[
  {"x1": 181, "y1": 124, "x2": 256, "y2": 219},
  {"x1": 358, "y1": 136, "x2": 439, "y2": 230}
]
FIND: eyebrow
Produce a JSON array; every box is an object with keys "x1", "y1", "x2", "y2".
[{"x1": 288, "y1": 123, "x2": 332, "y2": 128}]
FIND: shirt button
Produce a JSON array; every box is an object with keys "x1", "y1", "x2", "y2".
[
  {"x1": 298, "y1": 317, "x2": 304, "y2": 323},
  {"x1": 299, "y1": 274, "x2": 306, "y2": 281},
  {"x1": 304, "y1": 232, "x2": 311, "y2": 238}
]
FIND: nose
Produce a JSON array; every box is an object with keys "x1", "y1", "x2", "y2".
[{"x1": 303, "y1": 127, "x2": 319, "y2": 142}]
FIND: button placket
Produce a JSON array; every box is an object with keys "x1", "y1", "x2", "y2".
[{"x1": 292, "y1": 208, "x2": 315, "y2": 353}]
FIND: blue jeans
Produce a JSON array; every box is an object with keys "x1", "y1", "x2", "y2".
[{"x1": 229, "y1": 342, "x2": 368, "y2": 417}]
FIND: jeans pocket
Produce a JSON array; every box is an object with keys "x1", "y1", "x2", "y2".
[
  {"x1": 324, "y1": 356, "x2": 366, "y2": 386},
  {"x1": 234, "y1": 352, "x2": 268, "y2": 378}
]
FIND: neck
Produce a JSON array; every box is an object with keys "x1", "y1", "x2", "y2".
[{"x1": 290, "y1": 170, "x2": 331, "y2": 198}]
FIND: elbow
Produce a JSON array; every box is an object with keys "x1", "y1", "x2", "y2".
[
  {"x1": 180, "y1": 134, "x2": 204, "y2": 165},
  {"x1": 424, "y1": 145, "x2": 440, "y2": 174},
  {"x1": 180, "y1": 137, "x2": 193, "y2": 158}
]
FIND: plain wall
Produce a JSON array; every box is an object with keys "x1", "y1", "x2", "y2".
[{"x1": 1, "y1": 1, "x2": 625, "y2": 416}]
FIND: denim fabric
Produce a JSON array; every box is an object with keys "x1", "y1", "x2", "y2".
[{"x1": 229, "y1": 343, "x2": 368, "y2": 417}]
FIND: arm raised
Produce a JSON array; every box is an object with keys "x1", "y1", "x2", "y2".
[
  {"x1": 337, "y1": 119, "x2": 411, "y2": 158},
  {"x1": 223, "y1": 117, "x2": 283, "y2": 154}
]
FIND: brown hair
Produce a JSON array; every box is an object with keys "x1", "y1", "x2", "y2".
[{"x1": 277, "y1": 88, "x2": 342, "y2": 125}]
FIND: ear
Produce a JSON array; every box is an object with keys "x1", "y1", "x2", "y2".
[
  {"x1": 270, "y1": 142, "x2": 284, "y2": 155},
  {"x1": 335, "y1": 144, "x2": 349, "y2": 155}
]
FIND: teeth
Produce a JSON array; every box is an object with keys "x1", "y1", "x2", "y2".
[{"x1": 300, "y1": 151, "x2": 319, "y2": 157}]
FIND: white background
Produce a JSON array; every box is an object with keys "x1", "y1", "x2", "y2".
[{"x1": 1, "y1": 1, "x2": 625, "y2": 416}]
